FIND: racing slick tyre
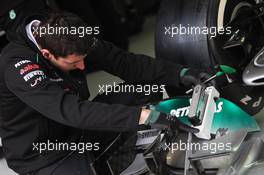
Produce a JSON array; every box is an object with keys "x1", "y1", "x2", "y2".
[{"x1": 155, "y1": 0, "x2": 264, "y2": 115}]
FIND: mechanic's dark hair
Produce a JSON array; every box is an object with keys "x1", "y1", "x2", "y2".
[{"x1": 35, "y1": 12, "x2": 94, "y2": 58}]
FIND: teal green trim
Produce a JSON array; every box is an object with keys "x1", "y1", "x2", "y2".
[
  {"x1": 180, "y1": 68, "x2": 189, "y2": 77},
  {"x1": 36, "y1": 53, "x2": 39, "y2": 63},
  {"x1": 9, "y1": 10, "x2": 16, "y2": 20},
  {"x1": 151, "y1": 97, "x2": 260, "y2": 133}
]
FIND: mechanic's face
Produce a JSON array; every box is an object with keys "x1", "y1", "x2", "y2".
[{"x1": 41, "y1": 49, "x2": 86, "y2": 72}]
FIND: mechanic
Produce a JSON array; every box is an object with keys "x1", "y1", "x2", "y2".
[{"x1": 0, "y1": 12, "x2": 208, "y2": 175}]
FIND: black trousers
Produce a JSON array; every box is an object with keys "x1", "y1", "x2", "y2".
[
  {"x1": 33, "y1": 152, "x2": 94, "y2": 175},
  {"x1": 34, "y1": 83, "x2": 162, "y2": 175}
]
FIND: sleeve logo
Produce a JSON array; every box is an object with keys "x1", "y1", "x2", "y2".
[
  {"x1": 23, "y1": 70, "x2": 45, "y2": 82},
  {"x1": 30, "y1": 76, "x2": 46, "y2": 87},
  {"x1": 14, "y1": 60, "x2": 31, "y2": 68},
  {"x1": 20, "y1": 64, "x2": 40, "y2": 75}
]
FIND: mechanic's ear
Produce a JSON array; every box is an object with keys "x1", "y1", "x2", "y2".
[{"x1": 40, "y1": 49, "x2": 54, "y2": 60}]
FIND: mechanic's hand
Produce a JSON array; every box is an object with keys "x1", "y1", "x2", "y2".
[
  {"x1": 140, "y1": 109, "x2": 199, "y2": 133},
  {"x1": 180, "y1": 68, "x2": 212, "y2": 88}
]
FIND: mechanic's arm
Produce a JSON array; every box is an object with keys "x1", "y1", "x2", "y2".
[
  {"x1": 86, "y1": 39, "x2": 184, "y2": 87},
  {"x1": 5, "y1": 60, "x2": 149, "y2": 132}
]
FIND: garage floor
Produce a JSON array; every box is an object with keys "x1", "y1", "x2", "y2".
[{"x1": 1, "y1": 15, "x2": 264, "y2": 175}]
